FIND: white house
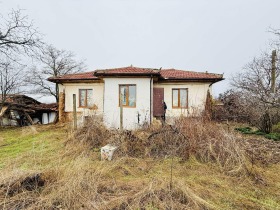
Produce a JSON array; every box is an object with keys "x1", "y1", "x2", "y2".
[{"x1": 49, "y1": 66, "x2": 223, "y2": 129}]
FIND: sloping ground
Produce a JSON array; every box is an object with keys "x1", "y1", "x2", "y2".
[
  {"x1": 0, "y1": 123, "x2": 279, "y2": 209},
  {"x1": 241, "y1": 137, "x2": 280, "y2": 164}
]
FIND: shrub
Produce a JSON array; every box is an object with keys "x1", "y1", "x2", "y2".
[
  {"x1": 264, "y1": 133, "x2": 280, "y2": 141},
  {"x1": 235, "y1": 126, "x2": 280, "y2": 141},
  {"x1": 235, "y1": 127, "x2": 253, "y2": 134},
  {"x1": 67, "y1": 116, "x2": 248, "y2": 175}
]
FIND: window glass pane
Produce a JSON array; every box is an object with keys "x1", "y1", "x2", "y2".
[
  {"x1": 120, "y1": 86, "x2": 127, "y2": 105},
  {"x1": 180, "y1": 89, "x2": 187, "y2": 108},
  {"x1": 80, "y1": 90, "x2": 86, "y2": 106},
  {"x1": 172, "y1": 89, "x2": 178, "y2": 107},
  {"x1": 128, "y1": 85, "x2": 136, "y2": 107},
  {"x1": 87, "y1": 89, "x2": 93, "y2": 107}
]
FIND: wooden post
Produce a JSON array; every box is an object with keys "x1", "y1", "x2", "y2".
[
  {"x1": 271, "y1": 50, "x2": 277, "y2": 93},
  {"x1": 73, "y1": 94, "x2": 77, "y2": 130},
  {"x1": 24, "y1": 111, "x2": 34, "y2": 125},
  {"x1": 120, "y1": 93, "x2": 123, "y2": 131},
  {"x1": 58, "y1": 91, "x2": 65, "y2": 122}
]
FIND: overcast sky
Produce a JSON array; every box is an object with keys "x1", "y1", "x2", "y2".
[{"x1": 1, "y1": 0, "x2": 280, "y2": 101}]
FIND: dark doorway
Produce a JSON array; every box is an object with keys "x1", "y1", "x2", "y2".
[{"x1": 153, "y1": 88, "x2": 164, "y2": 117}]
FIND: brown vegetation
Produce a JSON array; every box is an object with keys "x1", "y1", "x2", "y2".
[{"x1": 0, "y1": 118, "x2": 279, "y2": 209}]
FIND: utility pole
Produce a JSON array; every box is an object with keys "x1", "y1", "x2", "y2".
[{"x1": 271, "y1": 50, "x2": 277, "y2": 93}]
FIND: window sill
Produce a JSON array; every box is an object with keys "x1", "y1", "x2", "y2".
[{"x1": 118, "y1": 106, "x2": 136, "y2": 108}]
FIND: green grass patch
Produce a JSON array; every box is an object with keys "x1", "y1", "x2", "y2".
[
  {"x1": 235, "y1": 127, "x2": 280, "y2": 141},
  {"x1": 264, "y1": 133, "x2": 280, "y2": 141},
  {"x1": 0, "y1": 125, "x2": 65, "y2": 169}
]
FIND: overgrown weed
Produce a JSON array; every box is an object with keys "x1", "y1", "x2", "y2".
[
  {"x1": 67, "y1": 116, "x2": 248, "y2": 175},
  {"x1": 0, "y1": 117, "x2": 279, "y2": 209}
]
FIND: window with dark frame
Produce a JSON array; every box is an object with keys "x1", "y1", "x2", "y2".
[
  {"x1": 119, "y1": 85, "x2": 136, "y2": 107},
  {"x1": 79, "y1": 89, "x2": 93, "y2": 107},
  {"x1": 172, "y1": 88, "x2": 188, "y2": 108}
]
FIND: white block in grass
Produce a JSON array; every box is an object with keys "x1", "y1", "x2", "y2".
[{"x1": 101, "y1": 144, "x2": 118, "y2": 161}]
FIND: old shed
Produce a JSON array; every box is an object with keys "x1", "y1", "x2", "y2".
[{"x1": 0, "y1": 95, "x2": 57, "y2": 126}]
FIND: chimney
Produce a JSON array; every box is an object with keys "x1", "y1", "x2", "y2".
[{"x1": 271, "y1": 50, "x2": 277, "y2": 93}]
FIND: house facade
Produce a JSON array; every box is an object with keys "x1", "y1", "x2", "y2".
[{"x1": 49, "y1": 66, "x2": 223, "y2": 129}]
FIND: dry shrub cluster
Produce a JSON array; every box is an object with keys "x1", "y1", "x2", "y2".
[
  {"x1": 68, "y1": 116, "x2": 247, "y2": 175},
  {"x1": 175, "y1": 118, "x2": 246, "y2": 174}
]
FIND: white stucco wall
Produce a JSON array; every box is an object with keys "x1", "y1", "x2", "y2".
[
  {"x1": 58, "y1": 80, "x2": 211, "y2": 129},
  {"x1": 58, "y1": 83, "x2": 104, "y2": 116},
  {"x1": 153, "y1": 82, "x2": 211, "y2": 118},
  {"x1": 103, "y1": 78, "x2": 152, "y2": 130}
]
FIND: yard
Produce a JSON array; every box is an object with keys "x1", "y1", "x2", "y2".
[{"x1": 0, "y1": 120, "x2": 280, "y2": 209}]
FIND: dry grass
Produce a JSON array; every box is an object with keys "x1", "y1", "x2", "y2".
[
  {"x1": 68, "y1": 117, "x2": 248, "y2": 175},
  {"x1": 0, "y1": 118, "x2": 279, "y2": 209}
]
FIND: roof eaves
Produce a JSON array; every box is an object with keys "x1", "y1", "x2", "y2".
[{"x1": 159, "y1": 77, "x2": 224, "y2": 82}]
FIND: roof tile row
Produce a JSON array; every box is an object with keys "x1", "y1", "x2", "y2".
[{"x1": 48, "y1": 66, "x2": 223, "y2": 82}]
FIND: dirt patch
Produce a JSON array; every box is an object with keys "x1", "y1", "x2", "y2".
[
  {"x1": 241, "y1": 137, "x2": 280, "y2": 164},
  {"x1": 0, "y1": 173, "x2": 45, "y2": 197}
]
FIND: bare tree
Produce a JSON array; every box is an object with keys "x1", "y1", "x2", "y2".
[
  {"x1": 231, "y1": 49, "x2": 280, "y2": 133},
  {"x1": 233, "y1": 51, "x2": 280, "y2": 106},
  {"x1": 27, "y1": 45, "x2": 86, "y2": 102},
  {"x1": 0, "y1": 60, "x2": 25, "y2": 102},
  {"x1": 0, "y1": 9, "x2": 42, "y2": 59},
  {"x1": 0, "y1": 9, "x2": 43, "y2": 104}
]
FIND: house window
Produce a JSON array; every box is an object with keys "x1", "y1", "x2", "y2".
[
  {"x1": 79, "y1": 89, "x2": 93, "y2": 107},
  {"x1": 172, "y1": 88, "x2": 188, "y2": 108},
  {"x1": 119, "y1": 85, "x2": 136, "y2": 107}
]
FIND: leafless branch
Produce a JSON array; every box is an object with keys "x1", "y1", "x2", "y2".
[
  {"x1": 0, "y1": 9, "x2": 43, "y2": 59},
  {"x1": 0, "y1": 59, "x2": 26, "y2": 102},
  {"x1": 26, "y1": 45, "x2": 86, "y2": 102}
]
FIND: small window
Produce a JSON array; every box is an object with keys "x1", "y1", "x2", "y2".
[
  {"x1": 119, "y1": 85, "x2": 136, "y2": 107},
  {"x1": 172, "y1": 88, "x2": 188, "y2": 108},
  {"x1": 79, "y1": 89, "x2": 93, "y2": 107}
]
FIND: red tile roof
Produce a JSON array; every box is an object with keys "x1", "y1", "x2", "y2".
[
  {"x1": 160, "y1": 69, "x2": 223, "y2": 80},
  {"x1": 94, "y1": 66, "x2": 160, "y2": 76},
  {"x1": 48, "y1": 66, "x2": 223, "y2": 82},
  {"x1": 48, "y1": 71, "x2": 99, "y2": 82}
]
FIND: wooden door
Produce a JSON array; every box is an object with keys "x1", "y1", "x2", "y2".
[{"x1": 153, "y1": 88, "x2": 164, "y2": 117}]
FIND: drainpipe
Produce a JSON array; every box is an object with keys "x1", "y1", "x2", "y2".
[{"x1": 208, "y1": 81, "x2": 215, "y2": 95}]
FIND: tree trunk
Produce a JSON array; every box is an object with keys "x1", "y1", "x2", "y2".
[{"x1": 56, "y1": 83, "x2": 59, "y2": 102}]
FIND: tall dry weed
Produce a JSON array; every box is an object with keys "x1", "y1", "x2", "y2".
[
  {"x1": 173, "y1": 117, "x2": 247, "y2": 175},
  {"x1": 0, "y1": 116, "x2": 254, "y2": 209},
  {"x1": 67, "y1": 116, "x2": 247, "y2": 175},
  {"x1": 0, "y1": 158, "x2": 215, "y2": 209}
]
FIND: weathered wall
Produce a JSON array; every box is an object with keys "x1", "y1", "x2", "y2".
[
  {"x1": 103, "y1": 78, "x2": 152, "y2": 130},
  {"x1": 58, "y1": 83, "x2": 104, "y2": 117},
  {"x1": 58, "y1": 80, "x2": 211, "y2": 128},
  {"x1": 153, "y1": 82, "x2": 211, "y2": 118}
]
